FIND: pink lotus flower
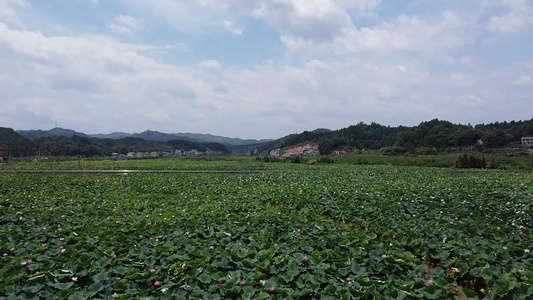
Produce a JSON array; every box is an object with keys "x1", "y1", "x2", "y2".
[
  {"x1": 274, "y1": 243, "x2": 278, "y2": 247},
  {"x1": 209, "y1": 246, "x2": 214, "y2": 250},
  {"x1": 116, "y1": 277, "x2": 121, "y2": 281},
  {"x1": 217, "y1": 283, "x2": 222, "y2": 287},
  {"x1": 150, "y1": 269, "x2": 155, "y2": 273},
  {"x1": 112, "y1": 292, "x2": 118, "y2": 298},
  {"x1": 426, "y1": 279, "x2": 434, "y2": 284},
  {"x1": 346, "y1": 277, "x2": 351, "y2": 282},
  {"x1": 41, "y1": 244, "x2": 46, "y2": 247},
  {"x1": 382, "y1": 254, "x2": 390, "y2": 258},
  {"x1": 154, "y1": 281, "x2": 161, "y2": 286},
  {"x1": 239, "y1": 280, "x2": 245, "y2": 285},
  {"x1": 269, "y1": 286, "x2": 275, "y2": 292},
  {"x1": 2, "y1": 253, "x2": 7, "y2": 257},
  {"x1": 302, "y1": 255, "x2": 308, "y2": 261}
]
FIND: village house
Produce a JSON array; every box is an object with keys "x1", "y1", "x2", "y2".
[
  {"x1": 0, "y1": 148, "x2": 9, "y2": 163},
  {"x1": 521, "y1": 135, "x2": 533, "y2": 148},
  {"x1": 332, "y1": 148, "x2": 346, "y2": 155},
  {"x1": 114, "y1": 148, "x2": 219, "y2": 159}
]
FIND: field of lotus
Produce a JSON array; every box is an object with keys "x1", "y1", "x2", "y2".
[{"x1": 0, "y1": 164, "x2": 531, "y2": 299}]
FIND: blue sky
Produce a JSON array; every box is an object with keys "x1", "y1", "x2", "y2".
[{"x1": 0, "y1": 0, "x2": 532, "y2": 139}]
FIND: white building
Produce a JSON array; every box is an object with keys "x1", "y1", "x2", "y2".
[{"x1": 521, "y1": 135, "x2": 533, "y2": 148}]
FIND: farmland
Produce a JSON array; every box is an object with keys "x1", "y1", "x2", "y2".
[{"x1": 0, "y1": 161, "x2": 531, "y2": 299}]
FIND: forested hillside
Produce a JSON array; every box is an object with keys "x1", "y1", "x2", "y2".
[
  {"x1": 0, "y1": 127, "x2": 228, "y2": 157},
  {"x1": 3, "y1": 119, "x2": 532, "y2": 158},
  {"x1": 249, "y1": 119, "x2": 533, "y2": 154}
]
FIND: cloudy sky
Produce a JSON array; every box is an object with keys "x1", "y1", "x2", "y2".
[{"x1": 0, "y1": 0, "x2": 532, "y2": 139}]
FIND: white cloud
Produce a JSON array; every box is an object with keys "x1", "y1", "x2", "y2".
[
  {"x1": 335, "y1": 0, "x2": 381, "y2": 11},
  {"x1": 282, "y1": 11, "x2": 470, "y2": 56},
  {"x1": 0, "y1": 0, "x2": 31, "y2": 25},
  {"x1": 1, "y1": 1, "x2": 533, "y2": 137},
  {"x1": 199, "y1": 59, "x2": 222, "y2": 69},
  {"x1": 250, "y1": 0, "x2": 353, "y2": 42},
  {"x1": 223, "y1": 20, "x2": 243, "y2": 35},
  {"x1": 130, "y1": 0, "x2": 376, "y2": 40},
  {"x1": 514, "y1": 75, "x2": 532, "y2": 86},
  {"x1": 450, "y1": 73, "x2": 468, "y2": 81},
  {"x1": 487, "y1": 0, "x2": 533, "y2": 32},
  {"x1": 109, "y1": 15, "x2": 143, "y2": 35},
  {"x1": 460, "y1": 94, "x2": 484, "y2": 108}
]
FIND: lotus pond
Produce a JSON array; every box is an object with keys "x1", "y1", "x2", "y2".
[{"x1": 0, "y1": 164, "x2": 531, "y2": 299}]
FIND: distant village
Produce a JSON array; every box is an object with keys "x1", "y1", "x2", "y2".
[{"x1": 110, "y1": 148, "x2": 224, "y2": 159}]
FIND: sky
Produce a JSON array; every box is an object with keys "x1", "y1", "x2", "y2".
[{"x1": 0, "y1": 0, "x2": 532, "y2": 139}]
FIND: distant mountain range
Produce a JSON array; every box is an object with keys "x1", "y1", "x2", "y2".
[{"x1": 17, "y1": 128, "x2": 272, "y2": 146}]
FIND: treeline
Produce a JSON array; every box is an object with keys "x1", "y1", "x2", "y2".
[
  {"x1": 250, "y1": 119, "x2": 533, "y2": 155},
  {"x1": 0, "y1": 127, "x2": 229, "y2": 157}
]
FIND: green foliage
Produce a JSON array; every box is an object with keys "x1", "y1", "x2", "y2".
[
  {"x1": 416, "y1": 147, "x2": 438, "y2": 155},
  {"x1": 380, "y1": 146, "x2": 409, "y2": 156},
  {"x1": 1, "y1": 129, "x2": 230, "y2": 158},
  {"x1": 0, "y1": 127, "x2": 36, "y2": 157},
  {"x1": 455, "y1": 154, "x2": 486, "y2": 168},
  {"x1": 317, "y1": 156, "x2": 334, "y2": 164},
  {"x1": 0, "y1": 163, "x2": 531, "y2": 299},
  {"x1": 287, "y1": 155, "x2": 303, "y2": 164},
  {"x1": 252, "y1": 118, "x2": 533, "y2": 154}
]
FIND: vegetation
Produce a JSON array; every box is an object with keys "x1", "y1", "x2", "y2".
[
  {"x1": 248, "y1": 119, "x2": 533, "y2": 155},
  {"x1": 3, "y1": 119, "x2": 532, "y2": 159},
  {"x1": 0, "y1": 161, "x2": 531, "y2": 299},
  {"x1": 455, "y1": 154, "x2": 486, "y2": 169},
  {"x1": 0, "y1": 127, "x2": 229, "y2": 158}
]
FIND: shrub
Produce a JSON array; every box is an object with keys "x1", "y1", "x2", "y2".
[
  {"x1": 380, "y1": 146, "x2": 408, "y2": 156},
  {"x1": 455, "y1": 154, "x2": 486, "y2": 168},
  {"x1": 416, "y1": 147, "x2": 438, "y2": 155},
  {"x1": 317, "y1": 156, "x2": 334, "y2": 164}
]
